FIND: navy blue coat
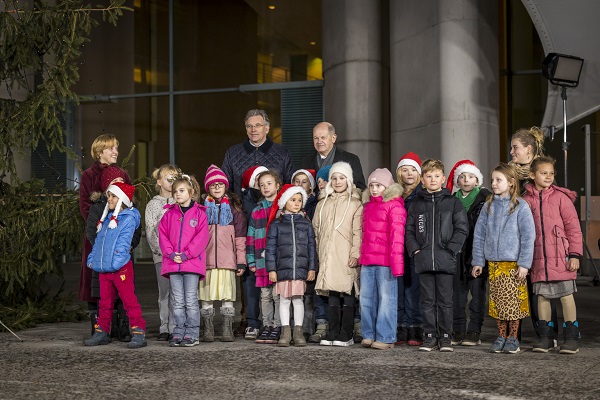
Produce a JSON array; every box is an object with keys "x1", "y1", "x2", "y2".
[{"x1": 265, "y1": 213, "x2": 317, "y2": 281}]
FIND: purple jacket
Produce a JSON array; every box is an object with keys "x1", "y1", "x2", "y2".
[
  {"x1": 158, "y1": 202, "x2": 209, "y2": 278},
  {"x1": 359, "y1": 183, "x2": 406, "y2": 277},
  {"x1": 523, "y1": 183, "x2": 583, "y2": 283}
]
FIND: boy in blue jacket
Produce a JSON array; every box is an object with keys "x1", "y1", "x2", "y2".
[
  {"x1": 85, "y1": 182, "x2": 147, "y2": 349},
  {"x1": 405, "y1": 159, "x2": 468, "y2": 352}
]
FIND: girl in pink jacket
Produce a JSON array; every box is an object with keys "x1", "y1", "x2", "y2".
[
  {"x1": 359, "y1": 168, "x2": 406, "y2": 350},
  {"x1": 159, "y1": 174, "x2": 209, "y2": 347},
  {"x1": 199, "y1": 165, "x2": 246, "y2": 343},
  {"x1": 523, "y1": 156, "x2": 583, "y2": 354}
]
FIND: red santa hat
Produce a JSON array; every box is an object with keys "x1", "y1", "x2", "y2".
[
  {"x1": 97, "y1": 182, "x2": 135, "y2": 231},
  {"x1": 241, "y1": 165, "x2": 268, "y2": 190},
  {"x1": 204, "y1": 164, "x2": 229, "y2": 192},
  {"x1": 446, "y1": 159, "x2": 484, "y2": 193},
  {"x1": 265, "y1": 184, "x2": 307, "y2": 231},
  {"x1": 396, "y1": 152, "x2": 422, "y2": 175},
  {"x1": 291, "y1": 169, "x2": 316, "y2": 191}
]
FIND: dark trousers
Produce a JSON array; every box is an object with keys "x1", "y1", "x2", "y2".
[
  {"x1": 453, "y1": 267, "x2": 487, "y2": 333},
  {"x1": 242, "y1": 269, "x2": 262, "y2": 329},
  {"x1": 419, "y1": 272, "x2": 453, "y2": 337}
]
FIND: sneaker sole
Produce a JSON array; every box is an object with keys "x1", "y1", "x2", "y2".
[
  {"x1": 532, "y1": 347, "x2": 551, "y2": 353},
  {"x1": 461, "y1": 340, "x2": 481, "y2": 346},
  {"x1": 504, "y1": 347, "x2": 520, "y2": 354},
  {"x1": 320, "y1": 340, "x2": 333, "y2": 346},
  {"x1": 559, "y1": 349, "x2": 579, "y2": 354},
  {"x1": 419, "y1": 346, "x2": 438, "y2": 352},
  {"x1": 439, "y1": 346, "x2": 454, "y2": 352},
  {"x1": 182, "y1": 342, "x2": 200, "y2": 347},
  {"x1": 332, "y1": 340, "x2": 354, "y2": 347}
]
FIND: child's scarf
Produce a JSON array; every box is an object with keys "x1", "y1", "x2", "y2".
[{"x1": 204, "y1": 194, "x2": 233, "y2": 226}]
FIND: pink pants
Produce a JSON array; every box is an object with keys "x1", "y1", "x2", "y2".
[{"x1": 97, "y1": 261, "x2": 146, "y2": 332}]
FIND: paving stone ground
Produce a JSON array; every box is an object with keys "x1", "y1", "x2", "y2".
[{"x1": 1, "y1": 262, "x2": 599, "y2": 399}]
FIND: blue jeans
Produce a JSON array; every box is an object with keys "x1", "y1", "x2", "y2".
[
  {"x1": 360, "y1": 266, "x2": 398, "y2": 343},
  {"x1": 170, "y1": 273, "x2": 200, "y2": 340},
  {"x1": 397, "y1": 254, "x2": 422, "y2": 327},
  {"x1": 242, "y1": 269, "x2": 262, "y2": 329}
]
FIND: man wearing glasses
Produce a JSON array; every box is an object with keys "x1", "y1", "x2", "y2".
[{"x1": 222, "y1": 109, "x2": 294, "y2": 198}]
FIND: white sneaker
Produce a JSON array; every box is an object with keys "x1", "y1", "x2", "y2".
[
  {"x1": 332, "y1": 338, "x2": 354, "y2": 347},
  {"x1": 319, "y1": 339, "x2": 333, "y2": 346},
  {"x1": 244, "y1": 327, "x2": 260, "y2": 340}
]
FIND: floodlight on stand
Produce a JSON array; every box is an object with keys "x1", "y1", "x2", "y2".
[{"x1": 541, "y1": 53, "x2": 584, "y2": 187}]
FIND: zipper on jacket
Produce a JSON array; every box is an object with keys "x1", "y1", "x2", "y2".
[
  {"x1": 100, "y1": 223, "x2": 107, "y2": 272},
  {"x1": 431, "y1": 195, "x2": 435, "y2": 271},
  {"x1": 291, "y1": 215, "x2": 296, "y2": 280},
  {"x1": 539, "y1": 191, "x2": 549, "y2": 282},
  {"x1": 178, "y1": 206, "x2": 185, "y2": 273}
]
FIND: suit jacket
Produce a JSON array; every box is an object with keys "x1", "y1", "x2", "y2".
[{"x1": 301, "y1": 146, "x2": 366, "y2": 190}]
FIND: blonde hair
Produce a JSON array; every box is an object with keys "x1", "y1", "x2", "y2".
[
  {"x1": 510, "y1": 127, "x2": 545, "y2": 181},
  {"x1": 172, "y1": 174, "x2": 201, "y2": 202},
  {"x1": 396, "y1": 166, "x2": 422, "y2": 193},
  {"x1": 151, "y1": 164, "x2": 181, "y2": 193},
  {"x1": 486, "y1": 163, "x2": 520, "y2": 214},
  {"x1": 91, "y1": 134, "x2": 119, "y2": 160},
  {"x1": 421, "y1": 158, "x2": 445, "y2": 175}
]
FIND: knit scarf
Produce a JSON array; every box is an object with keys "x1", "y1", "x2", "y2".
[
  {"x1": 455, "y1": 186, "x2": 480, "y2": 212},
  {"x1": 204, "y1": 195, "x2": 233, "y2": 226}
]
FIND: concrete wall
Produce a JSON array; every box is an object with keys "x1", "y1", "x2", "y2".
[{"x1": 390, "y1": 0, "x2": 500, "y2": 177}]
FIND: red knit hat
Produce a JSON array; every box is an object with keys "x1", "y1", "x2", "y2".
[
  {"x1": 265, "y1": 184, "x2": 307, "y2": 231},
  {"x1": 241, "y1": 165, "x2": 268, "y2": 190},
  {"x1": 396, "y1": 152, "x2": 422, "y2": 175},
  {"x1": 101, "y1": 165, "x2": 129, "y2": 192},
  {"x1": 204, "y1": 164, "x2": 229, "y2": 192},
  {"x1": 446, "y1": 160, "x2": 484, "y2": 193},
  {"x1": 97, "y1": 182, "x2": 135, "y2": 231}
]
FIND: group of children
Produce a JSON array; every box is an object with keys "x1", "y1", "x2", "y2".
[{"x1": 83, "y1": 129, "x2": 583, "y2": 355}]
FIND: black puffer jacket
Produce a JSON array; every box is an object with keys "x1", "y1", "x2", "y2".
[
  {"x1": 265, "y1": 213, "x2": 317, "y2": 281},
  {"x1": 405, "y1": 188, "x2": 469, "y2": 274},
  {"x1": 222, "y1": 138, "x2": 294, "y2": 198}
]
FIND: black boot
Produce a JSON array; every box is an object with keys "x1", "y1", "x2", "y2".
[
  {"x1": 89, "y1": 312, "x2": 98, "y2": 336},
  {"x1": 559, "y1": 321, "x2": 580, "y2": 354},
  {"x1": 532, "y1": 320, "x2": 555, "y2": 352},
  {"x1": 110, "y1": 310, "x2": 120, "y2": 339},
  {"x1": 118, "y1": 312, "x2": 131, "y2": 342},
  {"x1": 333, "y1": 305, "x2": 355, "y2": 347},
  {"x1": 320, "y1": 305, "x2": 340, "y2": 346}
]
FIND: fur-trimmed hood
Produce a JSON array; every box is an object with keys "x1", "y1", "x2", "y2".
[
  {"x1": 362, "y1": 183, "x2": 404, "y2": 204},
  {"x1": 90, "y1": 191, "x2": 104, "y2": 203}
]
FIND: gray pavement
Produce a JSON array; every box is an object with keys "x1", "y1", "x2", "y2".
[{"x1": 1, "y1": 262, "x2": 600, "y2": 400}]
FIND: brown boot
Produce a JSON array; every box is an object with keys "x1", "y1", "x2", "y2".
[
  {"x1": 293, "y1": 325, "x2": 306, "y2": 347},
  {"x1": 278, "y1": 326, "x2": 292, "y2": 347}
]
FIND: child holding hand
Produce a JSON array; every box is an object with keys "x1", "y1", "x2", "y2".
[{"x1": 265, "y1": 184, "x2": 317, "y2": 347}]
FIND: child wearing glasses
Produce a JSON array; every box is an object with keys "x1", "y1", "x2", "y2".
[
  {"x1": 145, "y1": 164, "x2": 180, "y2": 341},
  {"x1": 199, "y1": 165, "x2": 247, "y2": 342}
]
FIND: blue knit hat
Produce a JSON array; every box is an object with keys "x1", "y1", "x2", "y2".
[{"x1": 316, "y1": 165, "x2": 332, "y2": 183}]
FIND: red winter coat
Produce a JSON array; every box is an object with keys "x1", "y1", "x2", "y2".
[
  {"x1": 159, "y1": 202, "x2": 209, "y2": 278},
  {"x1": 523, "y1": 183, "x2": 583, "y2": 283},
  {"x1": 359, "y1": 183, "x2": 406, "y2": 277}
]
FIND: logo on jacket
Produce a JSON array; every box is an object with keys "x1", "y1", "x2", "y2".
[
  {"x1": 120, "y1": 274, "x2": 126, "y2": 281},
  {"x1": 190, "y1": 218, "x2": 198, "y2": 227},
  {"x1": 418, "y1": 214, "x2": 425, "y2": 234}
]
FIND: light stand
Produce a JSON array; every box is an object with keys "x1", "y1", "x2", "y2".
[{"x1": 542, "y1": 53, "x2": 584, "y2": 187}]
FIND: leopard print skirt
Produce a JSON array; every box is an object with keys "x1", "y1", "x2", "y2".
[{"x1": 488, "y1": 261, "x2": 530, "y2": 320}]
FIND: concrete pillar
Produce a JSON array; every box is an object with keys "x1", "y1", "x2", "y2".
[
  {"x1": 390, "y1": 0, "x2": 499, "y2": 178},
  {"x1": 322, "y1": 0, "x2": 383, "y2": 176}
]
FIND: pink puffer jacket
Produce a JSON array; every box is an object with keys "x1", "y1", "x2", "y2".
[
  {"x1": 359, "y1": 183, "x2": 406, "y2": 277},
  {"x1": 523, "y1": 183, "x2": 583, "y2": 283},
  {"x1": 159, "y1": 202, "x2": 209, "y2": 278}
]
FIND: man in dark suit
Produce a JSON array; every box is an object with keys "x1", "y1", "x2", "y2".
[{"x1": 301, "y1": 122, "x2": 366, "y2": 190}]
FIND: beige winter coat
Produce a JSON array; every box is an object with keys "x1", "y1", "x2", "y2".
[{"x1": 313, "y1": 187, "x2": 363, "y2": 296}]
